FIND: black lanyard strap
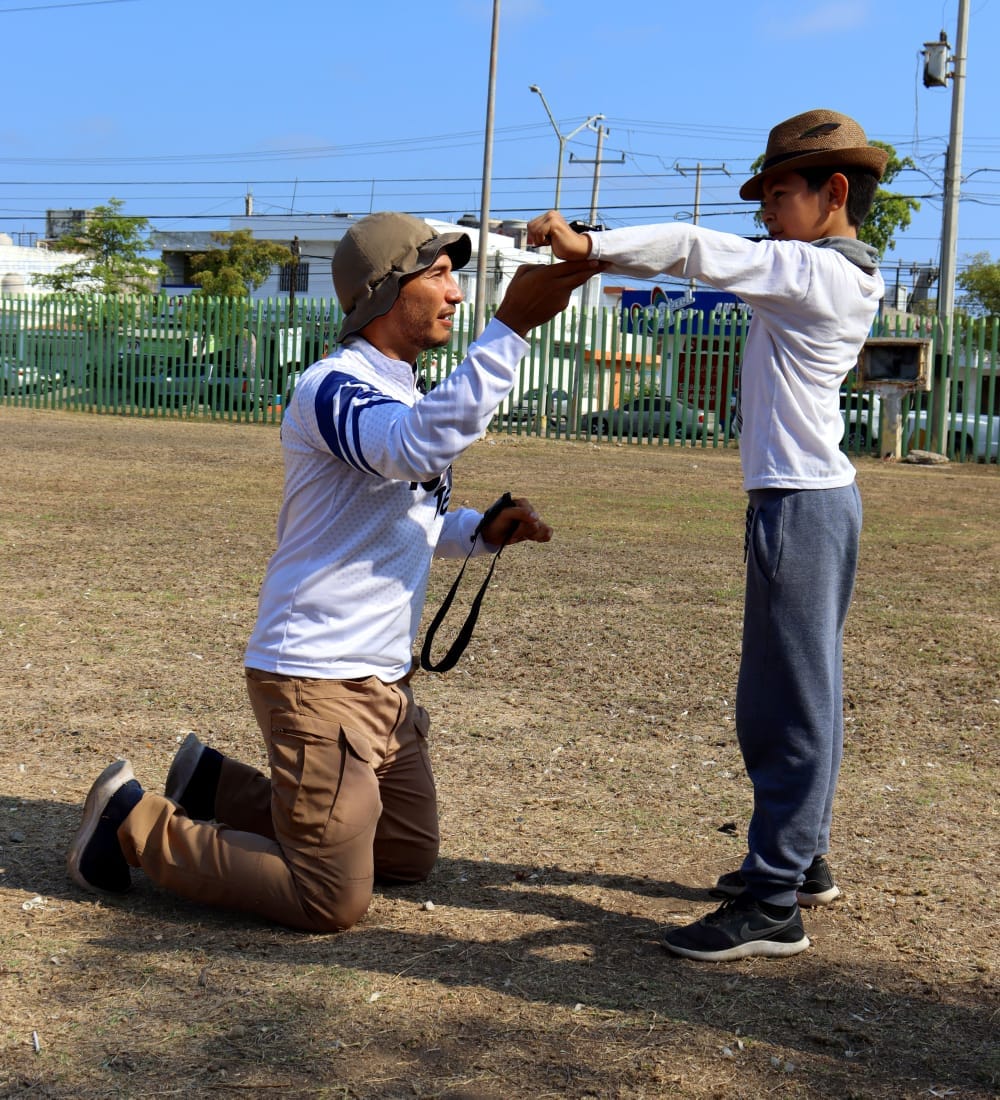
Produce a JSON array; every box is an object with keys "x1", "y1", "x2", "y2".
[{"x1": 420, "y1": 492, "x2": 514, "y2": 673}]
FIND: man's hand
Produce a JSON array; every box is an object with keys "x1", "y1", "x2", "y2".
[
  {"x1": 494, "y1": 258, "x2": 603, "y2": 337},
  {"x1": 480, "y1": 497, "x2": 552, "y2": 547},
  {"x1": 526, "y1": 211, "x2": 593, "y2": 260}
]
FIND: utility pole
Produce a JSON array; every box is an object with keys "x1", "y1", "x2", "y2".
[
  {"x1": 673, "y1": 162, "x2": 729, "y2": 226},
  {"x1": 674, "y1": 162, "x2": 729, "y2": 289},
  {"x1": 921, "y1": 0, "x2": 969, "y2": 455},
  {"x1": 284, "y1": 235, "x2": 301, "y2": 410},
  {"x1": 473, "y1": 0, "x2": 501, "y2": 338},
  {"x1": 569, "y1": 124, "x2": 625, "y2": 221},
  {"x1": 568, "y1": 126, "x2": 625, "y2": 426},
  {"x1": 529, "y1": 85, "x2": 603, "y2": 213},
  {"x1": 287, "y1": 235, "x2": 300, "y2": 319},
  {"x1": 927, "y1": 0, "x2": 970, "y2": 321}
]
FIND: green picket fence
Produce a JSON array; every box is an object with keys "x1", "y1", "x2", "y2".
[
  {"x1": 0, "y1": 294, "x2": 337, "y2": 423},
  {"x1": 861, "y1": 312, "x2": 1000, "y2": 463},
  {"x1": 1, "y1": 293, "x2": 997, "y2": 462}
]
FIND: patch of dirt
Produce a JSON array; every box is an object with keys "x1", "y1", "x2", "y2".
[{"x1": 0, "y1": 408, "x2": 997, "y2": 1099}]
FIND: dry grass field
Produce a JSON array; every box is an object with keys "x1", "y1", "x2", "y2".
[{"x1": 0, "y1": 406, "x2": 997, "y2": 1099}]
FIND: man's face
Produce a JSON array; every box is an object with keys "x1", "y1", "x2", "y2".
[
  {"x1": 760, "y1": 170, "x2": 837, "y2": 243},
  {"x1": 386, "y1": 252, "x2": 464, "y2": 357}
]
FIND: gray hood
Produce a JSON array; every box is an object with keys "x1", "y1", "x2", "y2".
[{"x1": 813, "y1": 236, "x2": 880, "y2": 274}]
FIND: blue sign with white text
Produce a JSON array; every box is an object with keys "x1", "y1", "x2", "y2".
[{"x1": 621, "y1": 287, "x2": 749, "y2": 335}]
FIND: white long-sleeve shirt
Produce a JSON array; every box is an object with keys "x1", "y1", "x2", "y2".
[
  {"x1": 244, "y1": 317, "x2": 527, "y2": 681},
  {"x1": 589, "y1": 223, "x2": 884, "y2": 490}
]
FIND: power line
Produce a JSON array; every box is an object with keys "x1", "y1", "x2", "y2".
[
  {"x1": 0, "y1": 0, "x2": 138, "y2": 11},
  {"x1": 0, "y1": 166, "x2": 973, "y2": 187},
  {"x1": 0, "y1": 124, "x2": 554, "y2": 168},
  {"x1": 0, "y1": 195, "x2": 957, "y2": 224},
  {"x1": 4, "y1": 114, "x2": 997, "y2": 172},
  {"x1": 0, "y1": 158, "x2": 989, "y2": 193}
]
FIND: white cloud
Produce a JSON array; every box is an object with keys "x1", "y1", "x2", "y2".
[{"x1": 761, "y1": 1, "x2": 871, "y2": 39}]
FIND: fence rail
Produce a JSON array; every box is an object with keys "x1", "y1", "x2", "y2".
[{"x1": 1, "y1": 293, "x2": 997, "y2": 462}]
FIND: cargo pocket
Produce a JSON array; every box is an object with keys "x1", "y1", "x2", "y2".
[
  {"x1": 269, "y1": 722, "x2": 378, "y2": 848},
  {"x1": 408, "y1": 702, "x2": 436, "y2": 787}
]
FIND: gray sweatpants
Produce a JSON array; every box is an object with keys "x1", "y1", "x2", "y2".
[{"x1": 735, "y1": 483, "x2": 862, "y2": 907}]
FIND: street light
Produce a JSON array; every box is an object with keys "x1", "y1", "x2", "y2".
[{"x1": 529, "y1": 84, "x2": 603, "y2": 210}]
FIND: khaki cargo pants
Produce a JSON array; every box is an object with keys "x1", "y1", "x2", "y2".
[{"x1": 119, "y1": 668, "x2": 439, "y2": 931}]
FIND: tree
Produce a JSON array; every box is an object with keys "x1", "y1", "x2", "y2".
[
  {"x1": 748, "y1": 140, "x2": 919, "y2": 257},
  {"x1": 189, "y1": 230, "x2": 293, "y2": 296},
  {"x1": 956, "y1": 252, "x2": 1000, "y2": 317},
  {"x1": 861, "y1": 142, "x2": 920, "y2": 257},
  {"x1": 36, "y1": 198, "x2": 164, "y2": 294}
]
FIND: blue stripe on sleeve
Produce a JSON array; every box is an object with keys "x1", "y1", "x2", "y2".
[{"x1": 314, "y1": 370, "x2": 403, "y2": 474}]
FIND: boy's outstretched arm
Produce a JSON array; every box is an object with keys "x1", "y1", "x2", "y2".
[{"x1": 526, "y1": 211, "x2": 593, "y2": 261}]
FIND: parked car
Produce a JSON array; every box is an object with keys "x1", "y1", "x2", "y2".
[
  {"x1": 129, "y1": 361, "x2": 270, "y2": 412},
  {"x1": 0, "y1": 360, "x2": 60, "y2": 395},
  {"x1": 840, "y1": 387, "x2": 998, "y2": 462},
  {"x1": 115, "y1": 329, "x2": 204, "y2": 408},
  {"x1": 117, "y1": 328, "x2": 272, "y2": 412},
  {"x1": 507, "y1": 386, "x2": 570, "y2": 426},
  {"x1": 908, "y1": 407, "x2": 999, "y2": 462},
  {"x1": 582, "y1": 394, "x2": 708, "y2": 440},
  {"x1": 840, "y1": 389, "x2": 882, "y2": 451}
]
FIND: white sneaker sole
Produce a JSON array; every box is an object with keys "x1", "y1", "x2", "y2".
[
  {"x1": 664, "y1": 932, "x2": 811, "y2": 962},
  {"x1": 797, "y1": 883, "x2": 841, "y2": 907}
]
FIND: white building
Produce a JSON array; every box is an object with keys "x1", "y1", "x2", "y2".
[
  {"x1": 0, "y1": 234, "x2": 88, "y2": 294},
  {"x1": 153, "y1": 213, "x2": 582, "y2": 310}
]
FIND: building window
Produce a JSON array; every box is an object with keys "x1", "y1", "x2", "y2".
[{"x1": 279, "y1": 262, "x2": 309, "y2": 292}]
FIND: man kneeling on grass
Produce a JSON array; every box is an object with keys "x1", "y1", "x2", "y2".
[{"x1": 68, "y1": 212, "x2": 600, "y2": 932}]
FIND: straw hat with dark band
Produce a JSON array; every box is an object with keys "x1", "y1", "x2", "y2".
[
  {"x1": 333, "y1": 212, "x2": 472, "y2": 342},
  {"x1": 739, "y1": 109, "x2": 888, "y2": 202}
]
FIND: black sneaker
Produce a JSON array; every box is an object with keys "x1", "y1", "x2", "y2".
[
  {"x1": 709, "y1": 868, "x2": 748, "y2": 899},
  {"x1": 164, "y1": 732, "x2": 205, "y2": 807},
  {"x1": 67, "y1": 760, "x2": 144, "y2": 894},
  {"x1": 662, "y1": 893, "x2": 810, "y2": 961},
  {"x1": 710, "y1": 856, "x2": 841, "y2": 907},
  {"x1": 164, "y1": 732, "x2": 220, "y2": 820},
  {"x1": 797, "y1": 856, "x2": 841, "y2": 906}
]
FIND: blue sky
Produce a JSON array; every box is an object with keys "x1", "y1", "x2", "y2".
[{"x1": 2, "y1": 0, "x2": 998, "y2": 292}]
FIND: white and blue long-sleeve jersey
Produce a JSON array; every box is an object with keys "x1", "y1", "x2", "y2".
[{"x1": 244, "y1": 317, "x2": 528, "y2": 681}]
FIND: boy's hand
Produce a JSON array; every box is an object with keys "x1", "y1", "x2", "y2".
[{"x1": 526, "y1": 211, "x2": 593, "y2": 260}]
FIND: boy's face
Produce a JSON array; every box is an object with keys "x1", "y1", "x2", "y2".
[{"x1": 759, "y1": 170, "x2": 849, "y2": 242}]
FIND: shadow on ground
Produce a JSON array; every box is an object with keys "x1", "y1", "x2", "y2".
[{"x1": 2, "y1": 794, "x2": 996, "y2": 1099}]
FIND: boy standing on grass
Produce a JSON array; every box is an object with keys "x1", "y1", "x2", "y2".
[{"x1": 528, "y1": 108, "x2": 887, "y2": 961}]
